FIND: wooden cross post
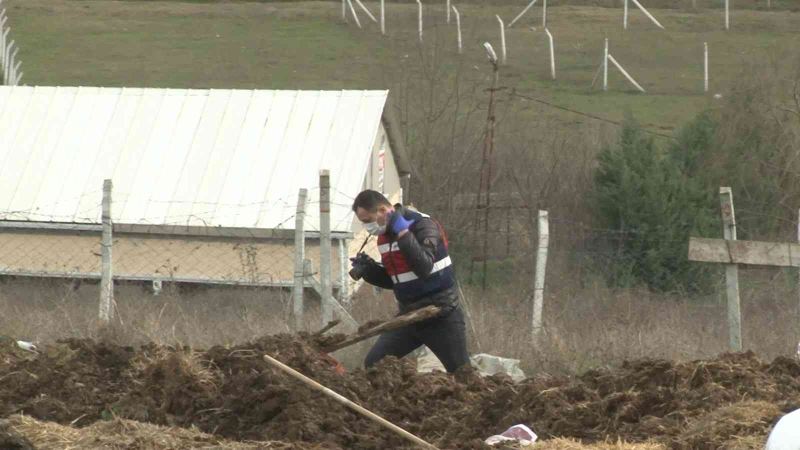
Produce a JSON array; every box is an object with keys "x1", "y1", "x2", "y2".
[
  {"x1": 719, "y1": 187, "x2": 741, "y2": 352},
  {"x1": 688, "y1": 188, "x2": 800, "y2": 352}
]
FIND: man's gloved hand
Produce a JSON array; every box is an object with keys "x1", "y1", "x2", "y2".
[
  {"x1": 389, "y1": 211, "x2": 415, "y2": 235},
  {"x1": 349, "y1": 252, "x2": 374, "y2": 267},
  {"x1": 349, "y1": 252, "x2": 375, "y2": 281}
]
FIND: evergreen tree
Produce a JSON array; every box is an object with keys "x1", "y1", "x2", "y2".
[{"x1": 592, "y1": 113, "x2": 718, "y2": 292}]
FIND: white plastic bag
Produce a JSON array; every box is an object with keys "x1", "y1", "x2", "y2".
[
  {"x1": 16, "y1": 340, "x2": 37, "y2": 353},
  {"x1": 470, "y1": 353, "x2": 527, "y2": 382},
  {"x1": 416, "y1": 348, "x2": 527, "y2": 382},
  {"x1": 485, "y1": 424, "x2": 537, "y2": 447}
]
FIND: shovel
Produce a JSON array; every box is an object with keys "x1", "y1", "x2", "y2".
[{"x1": 317, "y1": 305, "x2": 442, "y2": 353}]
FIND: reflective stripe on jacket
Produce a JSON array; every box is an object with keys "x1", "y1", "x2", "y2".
[{"x1": 377, "y1": 207, "x2": 456, "y2": 303}]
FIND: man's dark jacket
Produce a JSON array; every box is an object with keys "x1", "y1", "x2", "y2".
[{"x1": 361, "y1": 205, "x2": 458, "y2": 313}]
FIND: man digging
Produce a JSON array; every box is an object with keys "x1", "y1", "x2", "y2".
[{"x1": 349, "y1": 190, "x2": 470, "y2": 373}]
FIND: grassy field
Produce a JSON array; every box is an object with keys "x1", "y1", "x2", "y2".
[{"x1": 4, "y1": 0, "x2": 800, "y2": 131}]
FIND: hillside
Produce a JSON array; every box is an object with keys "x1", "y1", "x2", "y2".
[{"x1": 5, "y1": 0, "x2": 799, "y2": 130}]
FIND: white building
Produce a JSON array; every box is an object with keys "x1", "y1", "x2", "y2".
[{"x1": 0, "y1": 86, "x2": 410, "y2": 289}]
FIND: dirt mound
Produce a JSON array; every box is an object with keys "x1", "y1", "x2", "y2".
[
  {"x1": 0, "y1": 338, "x2": 134, "y2": 424},
  {"x1": 1, "y1": 335, "x2": 797, "y2": 449},
  {"x1": 482, "y1": 353, "x2": 797, "y2": 444}
]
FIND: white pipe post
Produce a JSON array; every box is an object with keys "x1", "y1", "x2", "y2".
[
  {"x1": 99, "y1": 179, "x2": 114, "y2": 324},
  {"x1": 608, "y1": 54, "x2": 646, "y2": 92},
  {"x1": 354, "y1": 0, "x2": 378, "y2": 23},
  {"x1": 293, "y1": 188, "x2": 308, "y2": 331},
  {"x1": 542, "y1": 0, "x2": 547, "y2": 28},
  {"x1": 0, "y1": 32, "x2": 7, "y2": 69},
  {"x1": 545, "y1": 28, "x2": 555, "y2": 80},
  {"x1": 603, "y1": 38, "x2": 609, "y2": 91},
  {"x1": 725, "y1": 0, "x2": 730, "y2": 30},
  {"x1": 508, "y1": 0, "x2": 538, "y2": 28},
  {"x1": 624, "y1": 0, "x2": 629, "y2": 29},
  {"x1": 452, "y1": 6, "x2": 462, "y2": 54},
  {"x1": 532, "y1": 210, "x2": 549, "y2": 343},
  {"x1": 13, "y1": 70, "x2": 20, "y2": 85},
  {"x1": 720, "y1": 187, "x2": 741, "y2": 352},
  {"x1": 1, "y1": 28, "x2": 8, "y2": 62},
  {"x1": 704, "y1": 42, "x2": 709, "y2": 93},
  {"x1": 380, "y1": 0, "x2": 385, "y2": 34},
  {"x1": 446, "y1": 0, "x2": 450, "y2": 23},
  {"x1": 3, "y1": 41, "x2": 11, "y2": 85},
  {"x1": 342, "y1": 0, "x2": 346, "y2": 20},
  {"x1": 346, "y1": 0, "x2": 362, "y2": 28},
  {"x1": 797, "y1": 208, "x2": 799, "y2": 318},
  {"x1": 417, "y1": 0, "x2": 423, "y2": 43},
  {"x1": 11, "y1": 60, "x2": 19, "y2": 86},
  {"x1": 496, "y1": 15, "x2": 506, "y2": 65},
  {"x1": 9, "y1": 44, "x2": 16, "y2": 73},
  {"x1": 630, "y1": 0, "x2": 665, "y2": 29}
]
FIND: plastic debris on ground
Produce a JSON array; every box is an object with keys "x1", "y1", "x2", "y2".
[{"x1": 485, "y1": 424, "x2": 537, "y2": 447}]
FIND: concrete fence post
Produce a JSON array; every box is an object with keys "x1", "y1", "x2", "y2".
[
  {"x1": 320, "y1": 171, "x2": 333, "y2": 326},
  {"x1": 99, "y1": 179, "x2": 114, "y2": 324},
  {"x1": 293, "y1": 188, "x2": 308, "y2": 331}
]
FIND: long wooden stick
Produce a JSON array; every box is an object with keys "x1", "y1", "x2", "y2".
[
  {"x1": 321, "y1": 305, "x2": 441, "y2": 353},
  {"x1": 263, "y1": 354, "x2": 439, "y2": 450}
]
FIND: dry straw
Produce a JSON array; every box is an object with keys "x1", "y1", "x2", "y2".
[{"x1": 0, "y1": 415, "x2": 295, "y2": 449}]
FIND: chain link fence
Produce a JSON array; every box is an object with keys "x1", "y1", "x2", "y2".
[
  {"x1": 0, "y1": 181, "x2": 361, "y2": 335},
  {"x1": 1, "y1": 187, "x2": 799, "y2": 372}
]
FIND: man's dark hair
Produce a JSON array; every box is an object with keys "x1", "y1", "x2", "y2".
[{"x1": 352, "y1": 190, "x2": 391, "y2": 213}]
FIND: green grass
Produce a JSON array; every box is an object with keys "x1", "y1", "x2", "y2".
[
  {"x1": 7, "y1": 1, "x2": 394, "y2": 89},
  {"x1": 4, "y1": 0, "x2": 800, "y2": 130}
]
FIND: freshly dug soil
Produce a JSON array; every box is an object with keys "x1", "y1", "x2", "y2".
[{"x1": 1, "y1": 334, "x2": 796, "y2": 449}]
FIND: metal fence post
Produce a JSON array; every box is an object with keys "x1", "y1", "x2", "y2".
[
  {"x1": 704, "y1": 42, "x2": 709, "y2": 93},
  {"x1": 320, "y1": 170, "x2": 333, "y2": 326},
  {"x1": 603, "y1": 38, "x2": 609, "y2": 91},
  {"x1": 416, "y1": 0, "x2": 423, "y2": 43},
  {"x1": 720, "y1": 187, "x2": 742, "y2": 351},
  {"x1": 532, "y1": 210, "x2": 549, "y2": 343},
  {"x1": 293, "y1": 188, "x2": 308, "y2": 331},
  {"x1": 99, "y1": 179, "x2": 114, "y2": 324},
  {"x1": 725, "y1": 0, "x2": 730, "y2": 30},
  {"x1": 380, "y1": 0, "x2": 386, "y2": 34}
]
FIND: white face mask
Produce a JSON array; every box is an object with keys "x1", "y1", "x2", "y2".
[{"x1": 364, "y1": 221, "x2": 386, "y2": 236}]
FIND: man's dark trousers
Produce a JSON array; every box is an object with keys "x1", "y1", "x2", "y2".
[{"x1": 364, "y1": 304, "x2": 470, "y2": 373}]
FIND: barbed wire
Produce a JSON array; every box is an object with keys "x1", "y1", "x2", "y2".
[{"x1": 0, "y1": 189, "x2": 105, "y2": 222}]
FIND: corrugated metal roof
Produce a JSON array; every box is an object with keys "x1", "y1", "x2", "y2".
[{"x1": 0, "y1": 86, "x2": 390, "y2": 232}]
